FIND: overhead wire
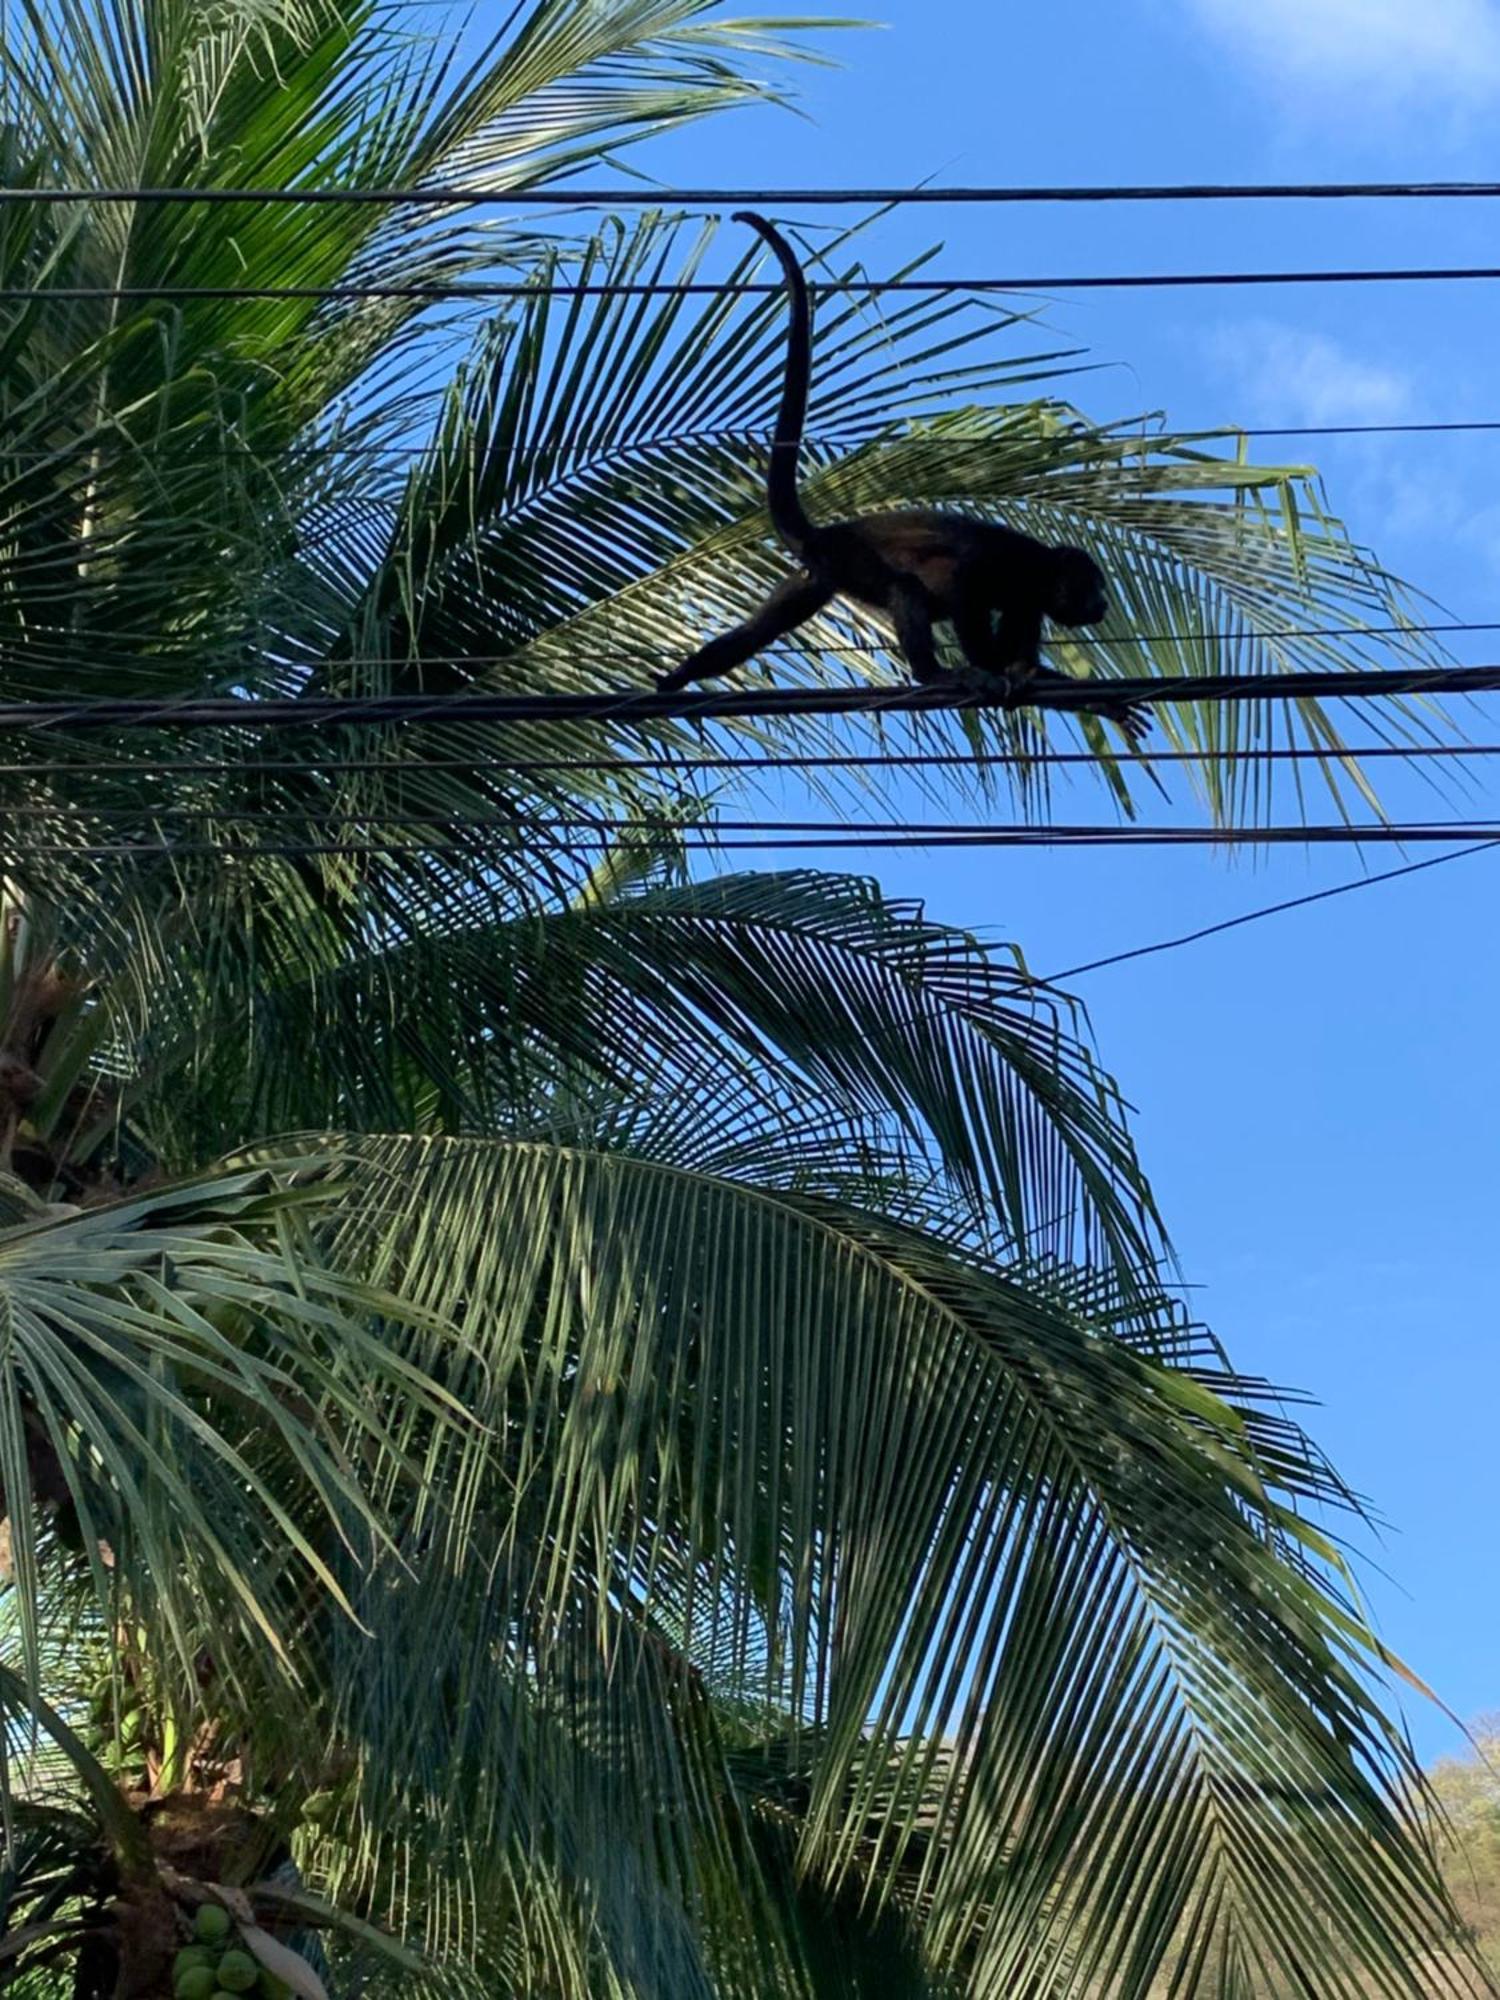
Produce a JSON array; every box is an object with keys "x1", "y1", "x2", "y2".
[
  {"x1": 1223, "y1": 420, "x2": 1500, "y2": 440},
  {"x1": 1046, "y1": 841, "x2": 1500, "y2": 983},
  {"x1": 0, "y1": 660, "x2": 1497, "y2": 731},
  {"x1": 18, "y1": 805, "x2": 1500, "y2": 835},
  {"x1": 8, "y1": 419, "x2": 1500, "y2": 456},
  {"x1": 0, "y1": 741, "x2": 1497, "y2": 782},
  {"x1": 13, "y1": 266, "x2": 1500, "y2": 303},
  {"x1": 9, "y1": 181, "x2": 1500, "y2": 206},
  {"x1": 4, "y1": 619, "x2": 1497, "y2": 669},
  {"x1": 5, "y1": 822, "x2": 1500, "y2": 850}
]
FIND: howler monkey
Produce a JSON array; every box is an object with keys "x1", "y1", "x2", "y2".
[{"x1": 656, "y1": 213, "x2": 1148, "y2": 743}]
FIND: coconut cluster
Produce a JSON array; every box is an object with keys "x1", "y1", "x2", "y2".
[{"x1": 171, "y1": 1903, "x2": 291, "y2": 2000}]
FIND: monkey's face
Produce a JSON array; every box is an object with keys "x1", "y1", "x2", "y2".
[{"x1": 1047, "y1": 547, "x2": 1108, "y2": 628}]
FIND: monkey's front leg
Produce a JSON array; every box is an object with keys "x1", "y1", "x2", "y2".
[
  {"x1": 974, "y1": 601, "x2": 1150, "y2": 744},
  {"x1": 655, "y1": 572, "x2": 833, "y2": 692},
  {"x1": 957, "y1": 597, "x2": 1040, "y2": 701}
]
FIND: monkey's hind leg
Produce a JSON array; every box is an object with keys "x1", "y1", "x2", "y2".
[
  {"x1": 656, "y1": 572, "x2": 833, "y2": 692},
  {"x1": 888, "y1": 579, "x2": 947, "y2": 686}
]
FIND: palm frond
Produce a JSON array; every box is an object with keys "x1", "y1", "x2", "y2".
[
  {"x1": 0, "y1": 1163, "x2": 461, "y2": 1725},
  {"x1": 248, "y1": 1132, "x2": 1484, "y2": 2000},
  {"x1": 125, "y1": 871, "x2": 1166, "y2": 1292}
]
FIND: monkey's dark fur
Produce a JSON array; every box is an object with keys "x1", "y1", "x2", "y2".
[{"x1": 657, "y1": 213, "x2": 1148, "y2": 743}]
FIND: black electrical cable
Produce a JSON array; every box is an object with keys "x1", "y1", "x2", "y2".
[
  {"x1": 9, "y1": 419, "x2": 1500, "y2": 458},
  {"x1": 15, "y1": 266, "x2": 1500, "y2": 303},
  {"x1": 1047, "y1": 841, "x2": 1500, "y2": 983},
  {"x1": 7, "y1": 823, "x2": 1500, "y2": 851},
  {"x1": 0, "y1": 660, "x2": 1494, "y2": 732},
  {"x1": 0, "y1": 741, "x2": 1493, "y2": 782},
  {"x1": 4, "y1": 619, "x2": 1492, "y2": 666},
  {"x1": 8, "y1": 181, "x2": 1500, "y2": 207},
  {"x1": 1232, "y1": 420, "x2": 1500, "y2": 440}
]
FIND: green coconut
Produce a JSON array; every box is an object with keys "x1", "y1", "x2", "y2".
[
  {"x1": 215, "y1": 1950, "x2": 259, "y2": 1993},
  {"x1": 256, "y1": 1972, "x2": 293, "y2": 2000},
  {"x1": 173, "y1": 1947, "x2": 215, "y2": 1980},
  {"x1": 174, "y1": 1966, "x2": 218, "y2": 2000},
  {"x1": 193, "y1": 1904, "x2": 233, "y2": 1946}
]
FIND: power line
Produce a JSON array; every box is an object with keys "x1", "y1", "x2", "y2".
[
  {"x1": 9, "y1": 421, "x2": 1500, "y2": 460},
  {"x1": 8, "y1": 181, "x2": 1500, "y2": 207},
  {"x1": 4, "y1": 620, "x2": 1491, "y2": 670},
  {"x1": 14, "y1": 811, "x2": 1500, "y2": 842},
  {"x1": 1047, "y1": 841, "x2": 1500, "y2": 982},
  {"x1": 0, "y1": 661, "x2": 1496, "y2": 733},
  {"x1": 14, "y1": 266, "x2": 1500, "y2": 304},
  {"x1": 1230, "y1": 420, "x2": 1500, "y2": 440},
  {"x1": 0, "y1": 741, "x2": 1495, "y2": 783},
  {"x1": 4, "y1": 824, "x2": 1500, "y2": 858}
]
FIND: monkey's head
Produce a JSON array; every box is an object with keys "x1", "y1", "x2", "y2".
[{"x1": 1045, "y1": 546, "x2": 1108, "y2": 628}]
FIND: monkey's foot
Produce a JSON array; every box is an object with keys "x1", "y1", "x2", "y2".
[
  {"x1": 986, "y1": 670, "x2": 1033, "y2": 709},
  {"x1": 951, "y1": 661, "x2": 1023, "y2": 701},
  {"x1": 1106, "y1": 698, "x2": 1153, "y2": 748},
  {"x1": 963, "y1": 664, "x2": 1153, "y2": 742}
]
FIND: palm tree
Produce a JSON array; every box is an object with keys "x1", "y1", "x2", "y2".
[{"x1": 0, "y1": 0, "x2": 1483, "y2": 1995}]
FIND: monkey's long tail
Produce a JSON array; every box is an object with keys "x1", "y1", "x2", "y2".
[{"x1": 734, "y1": 211, "x2": 816, "y2": 555}]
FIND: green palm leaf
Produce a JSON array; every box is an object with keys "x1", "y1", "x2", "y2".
[
  {"x1": 128, "y1": 871, "x2": 1164, "y2": 1289},
  {"x1": 244, "y1": 1132, "x2": 1481, "y2": 2000},
  {"x1": 0, "y1": 1164, "x2": 461, "y2": 1719}
]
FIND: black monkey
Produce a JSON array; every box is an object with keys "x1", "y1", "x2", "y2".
[{"x1": 657, "y1": 213, "x2": 1149, "y2": 744}]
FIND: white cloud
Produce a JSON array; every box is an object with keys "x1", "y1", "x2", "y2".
[
  {"x1": 1198, "y1": 320, "x2": 1500, "y2": 579},
  {"x1": 1186, "y1": 0, "x2": 1500, "y2": 108},
  {"x1": 1203, "y1": 320, "x2": 1413, "y2": 427}
]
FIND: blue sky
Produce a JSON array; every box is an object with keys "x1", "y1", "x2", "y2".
[{"x1": 628, "y1": 0, "x2": 1500, "y2": 1761}]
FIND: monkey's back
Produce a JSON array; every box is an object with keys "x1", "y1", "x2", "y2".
[{"x1": 808, "y1": 510, "x2": 1023, "y2": 616}]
